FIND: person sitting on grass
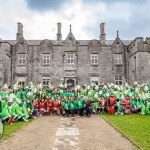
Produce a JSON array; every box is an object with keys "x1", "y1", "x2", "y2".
[
  {"x1": 1, "y1": 98, "x2": 18, "y2": 125},
  {"x1": 141, "y1": 96, "x2": 150, "y2": 115},
  {"x1": 132, "y1": 95, "x2": 142, "y2": 113},
  {"x1": 26, "y1": 99, "x2": 38, "y2": 118},
  {"x1": 16, "y1": 100, "x2": 29, "y2": 121}
]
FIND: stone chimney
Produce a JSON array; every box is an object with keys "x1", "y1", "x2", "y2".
[
  {"x1": 100, "y1": 23, "x2": 106, "y2": 44},
  {"x1": 16, "y1": 22, "x2": 23, "y2": 40},
  {"x1": 57, "y1": 22, "x2": 62, "y2": 41}
]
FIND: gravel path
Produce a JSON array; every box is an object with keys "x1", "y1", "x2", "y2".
[{"x1": 0, "y1": 115, "x2": 138, "y2": 150}]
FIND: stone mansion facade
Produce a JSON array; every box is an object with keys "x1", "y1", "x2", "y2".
[{"x1": 0, "y1": 22, "x2": 150, "y2": 87}]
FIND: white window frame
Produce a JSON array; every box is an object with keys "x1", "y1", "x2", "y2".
[
  {"x1": 18, "y1": 53, "x2": 26, "y2": 65},
  {"x1": 42, "y1": 53, "x2": 50, "y2": 65},
  {"x1": 115, "y1": 75, "x2": 123, "y2": 85},
  {"x1": 91, "y1": 54, "x2": 98, "y2": 65},
  {"x1": 114, "y1": 54, "x2": 122, "y2": 65},
  {"x1": 67, "y1": 53, "x2": 74, "y2": 65}
]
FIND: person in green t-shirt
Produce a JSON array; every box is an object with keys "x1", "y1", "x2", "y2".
[
  {"x1": 68, "y1": 97, "x2": 75, "y2": 117},
  {"x1": 16, "y1": 101, "x2": 29, "y2": 121},
  {"x1": 77, "y1": 96, "x2": 85, "y2": 116},
  {"x1": 133, "y1": 95, "x2": 142, "y2": 113},
  {"x1": 62, "y1": 98, "x2": 70, "y2": 117}
]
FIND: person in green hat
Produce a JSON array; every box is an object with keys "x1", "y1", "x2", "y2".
[
  {"x1": 1, "y1": 99, "x2": 18, "y2": 125},
  {"x1": 15, "y1": 101, "x2": 29, "y2": 121}
]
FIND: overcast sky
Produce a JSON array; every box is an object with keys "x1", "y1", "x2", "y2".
[{"x1": 0, "y1": 0, "x2": 149, "y2": 40}]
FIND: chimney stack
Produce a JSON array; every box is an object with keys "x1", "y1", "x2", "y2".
[
  {"x1": 16, "y1": 22, "x2": 23, "y2": 40},
  {"x1": 57, "y1": 22, "x2": 62, "y2": 41},
  {"x1": 100, "y1": 23, "x2": 106, "y2": 44}
]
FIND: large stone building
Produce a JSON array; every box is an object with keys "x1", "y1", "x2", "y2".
[{"x1": 0, "y1": 22, "x2": 150, "y2": 87}]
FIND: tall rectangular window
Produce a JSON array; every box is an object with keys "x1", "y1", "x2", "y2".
[
  {"x1": 115, "y1": 75, "x2": 123, "y2": 85},
  {"x1": 43, "y1": 54, "x2": 50, "y2": 65},
  {"x1": 114, "y1": 54, "x2": 122, "y2": 65},
  {"x1": 91, "y1": 54, "x2": 98, "y2": 65},
  {"x1": 42, "y1": 78, "x2": 50, "y2": 86},
  {"x1": 67, "y1": 53, "x2": 74, "y2": 64},
  {"x1": 91, "y1": 75, "x2": 99, "y2": 85},
  {"x1": 18, "y1": 53, "x2": 26, "y2": 65},
  {"x1": 17, "y1": 76, "x2": 26, "y2": 86}
]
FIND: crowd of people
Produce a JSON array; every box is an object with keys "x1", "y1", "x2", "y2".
[{"x1": 0, "y1": 81, "x2": 150, "y2": 125}]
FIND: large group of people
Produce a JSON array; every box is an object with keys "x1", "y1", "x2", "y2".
[{"x1": 0, "y1": 81, "x2": 150, "y2": 125}]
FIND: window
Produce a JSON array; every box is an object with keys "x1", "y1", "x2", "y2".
[
  {"x1": 91, "y1": 76, "x2": 99, "y2": 85},
  {"x1": 18, "y1": 53, "x2": 26, "y2": 65},
  {"x1": 91, "y1": 54, "x2": 98, "y2": 65},
  {"x1": 43, "y1": 54, "x2": 50, "y2": 65},
  {"x1": 67, "y1": 53, "x2": 74, "y2": 64},
  {"x1": 114, "y1": 54, "x2": 122, "y2": 65},
  {"x1": 115, "y1": 75, "x2": 123, "y2": 85},
  {"x1": 42, "y1": 78, "x2": 50, "y2": 86},
  {"x1": 17, "y1": 76, "x2": 26, "y2": 86}
]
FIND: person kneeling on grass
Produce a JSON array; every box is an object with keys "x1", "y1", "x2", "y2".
[
  {"x1": 26, "y1": 99, "x2": 38, "y2": 118},
  {"x1": 141, "y1": 96, "x2": 150, "y2": 115},
  {"x1": 1, "y1": 99, "x2": 18, "y2": 125},
  {"x1": 16, "y1": 101, "x2": 29, "y2": 121},
  {"x1": 132, "y1": 95, "x2": 142, "y2": 113}
]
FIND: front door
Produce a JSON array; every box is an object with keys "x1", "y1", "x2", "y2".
[{"x1": 67, "y1": 79, "x2": 75, "y2": 88}]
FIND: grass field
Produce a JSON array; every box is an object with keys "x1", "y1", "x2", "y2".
[
  {"x1": 102, "y1": 114, "x2": 150, "y2": 150},
  {"x1": 0, "y1": 119, "x2": 33, "y2": 141}
]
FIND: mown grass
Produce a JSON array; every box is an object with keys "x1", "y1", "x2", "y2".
[
  {"x1": 102, "y1": 114, "x2": 150, "y2": 150},
  {"x1": 0, "y1": 119, "x2": 33, "y2": 141}
]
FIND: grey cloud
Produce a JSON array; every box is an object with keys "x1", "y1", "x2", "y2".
[
  {"x1": 84, "y1": 0, "x2": 150, "y2": 40},
  {"x1": 25, "y1": 0, "x2": 71, "y2": 11}
]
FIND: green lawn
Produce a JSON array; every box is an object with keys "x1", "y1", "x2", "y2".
[
  {"x1": 0, "y1": 119, "x2": 33, "y2": 141},
  {"x1": 102, "y1": 114, "x2": 150, "y2": 150}
]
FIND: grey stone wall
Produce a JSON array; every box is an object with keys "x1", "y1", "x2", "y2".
[
  {"x1": 0, "y1": 42, "x2": 11, "y2": 86},
  {"x1": 1, "y1": 23, "x2": 150, "y2": 86}
]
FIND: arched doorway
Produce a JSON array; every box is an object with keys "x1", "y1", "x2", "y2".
[{"x1": 67, "y1": 79, "x2": 75, "y2": 88}]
